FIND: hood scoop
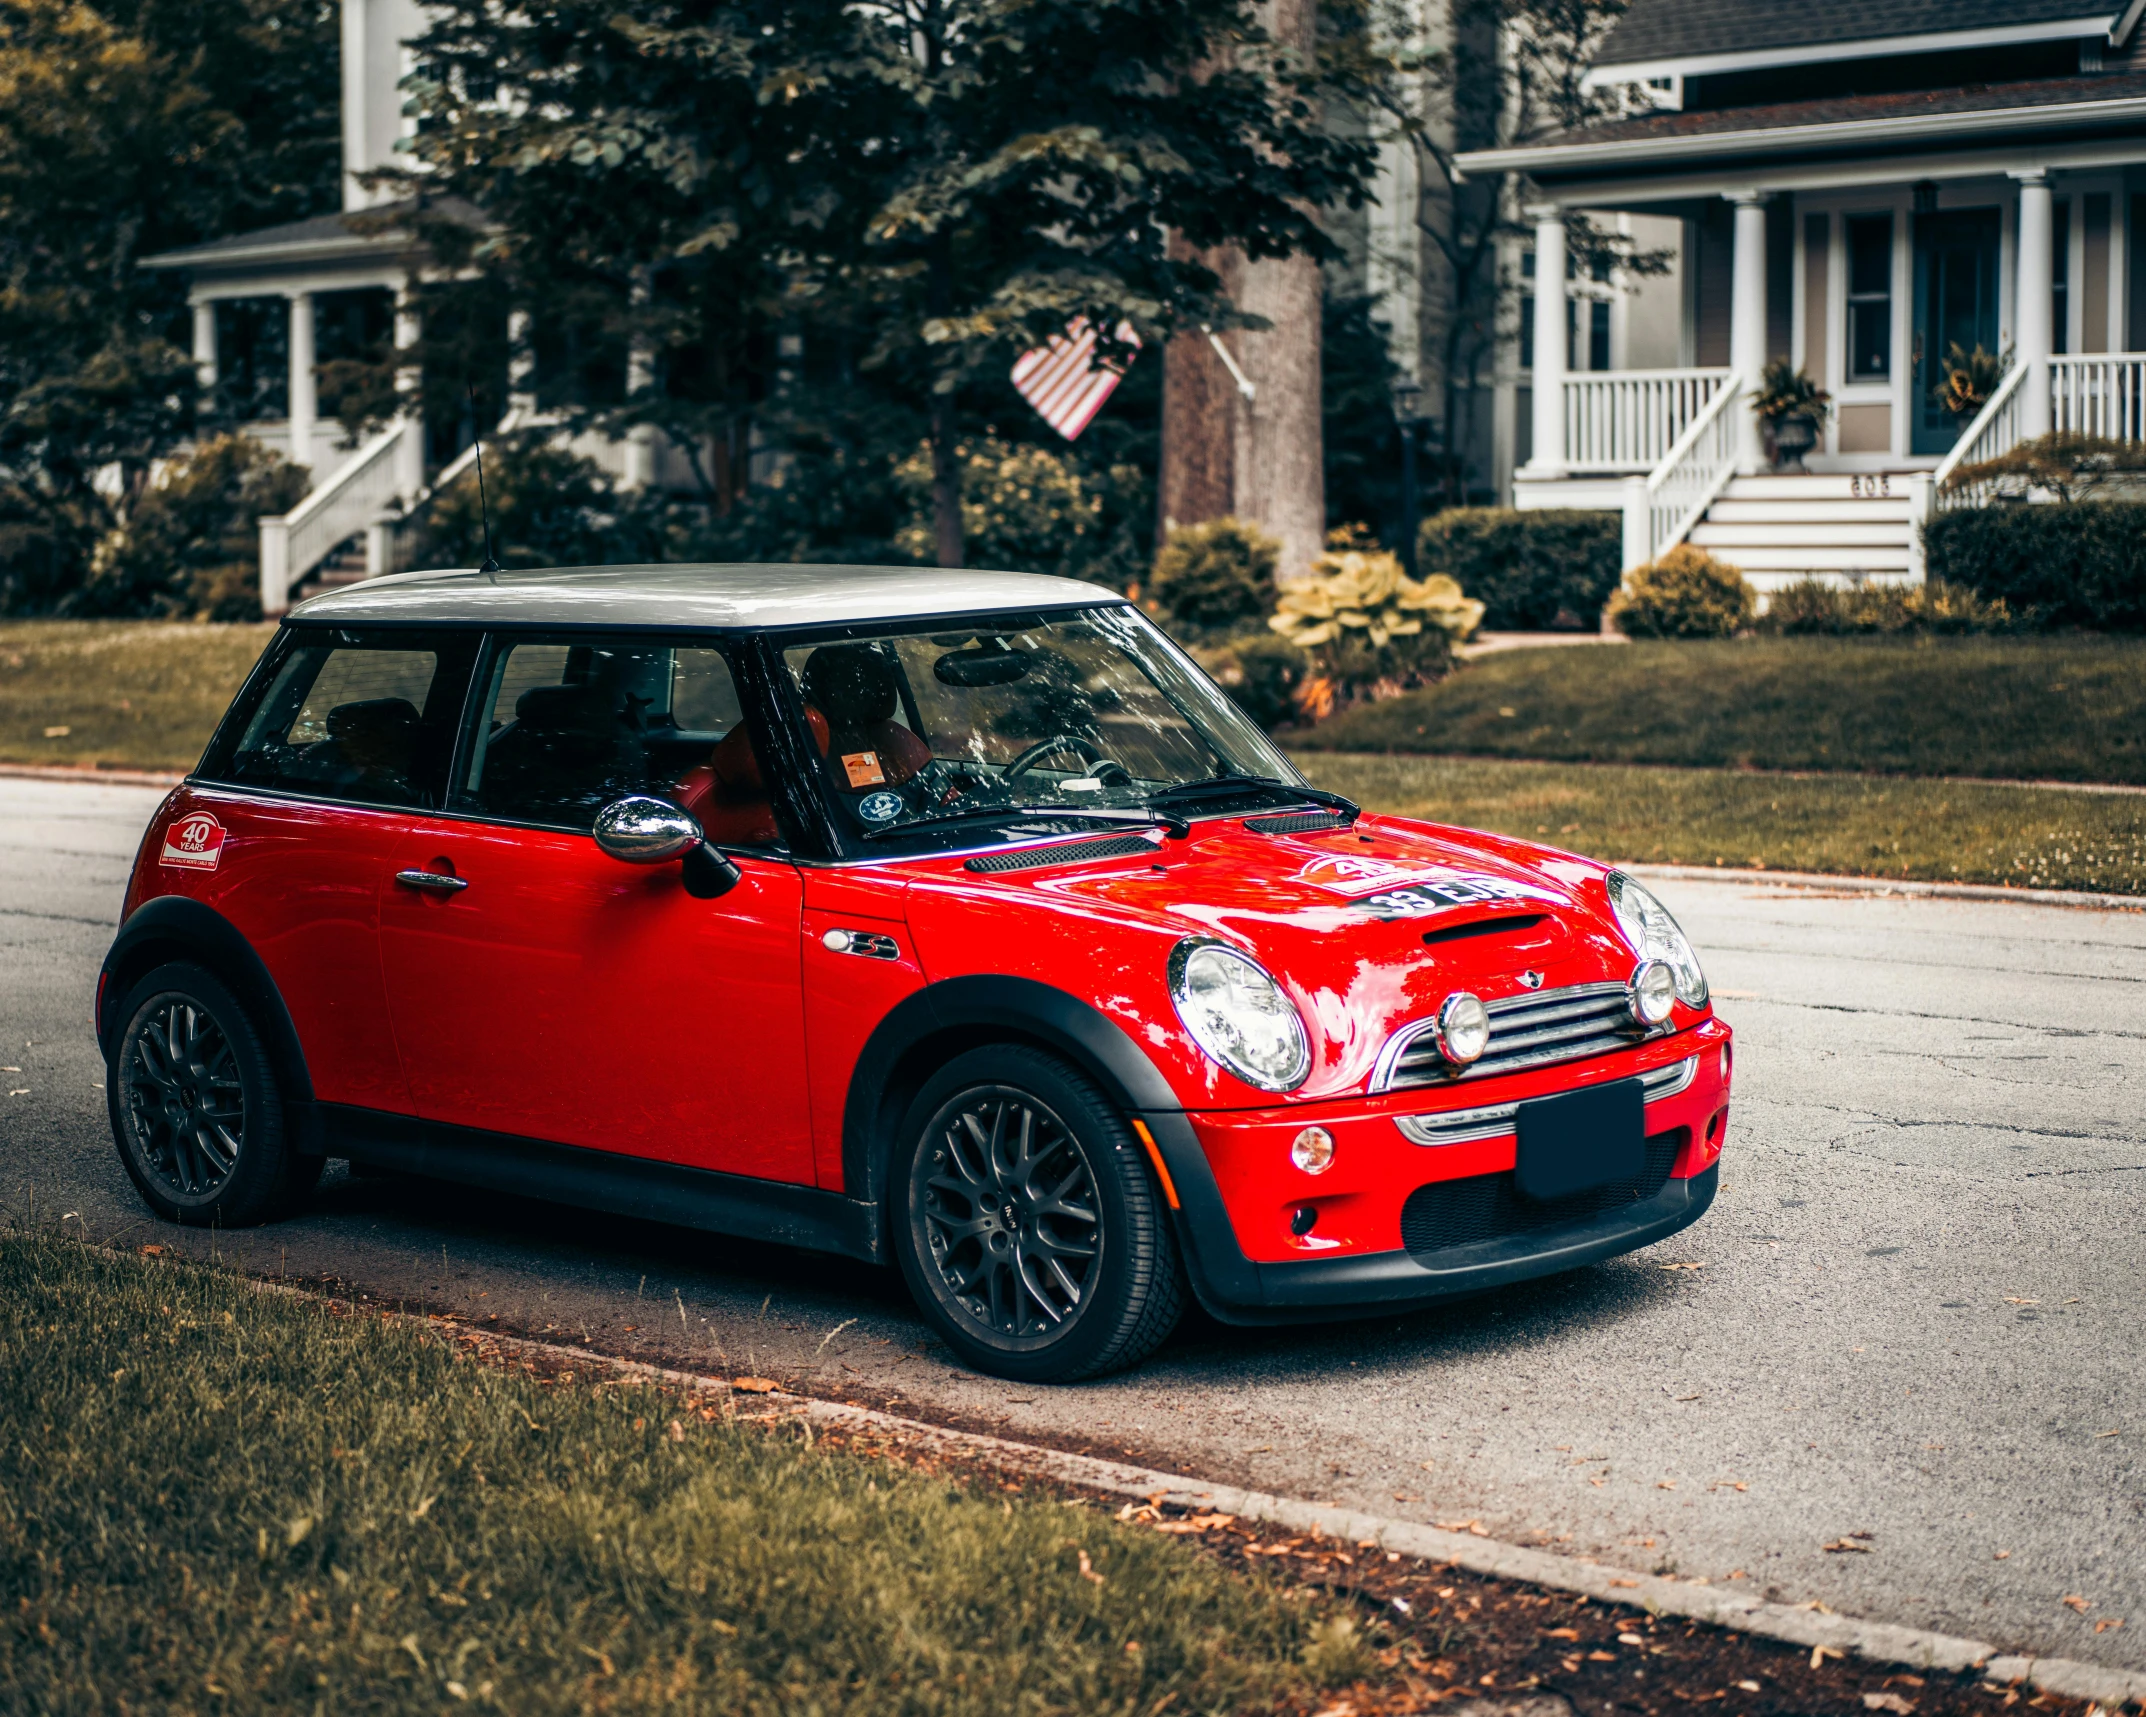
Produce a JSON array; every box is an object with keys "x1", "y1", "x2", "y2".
[
  {"x1": 1421, "y1": 911, "x2": 1550, "y2": 948},
  {"x1": 1244, "y1": 809, "x2": 1349, "y2": 834},
  {"x1": 964, "y1": 834, "x2": 1157, "y2": 874}
]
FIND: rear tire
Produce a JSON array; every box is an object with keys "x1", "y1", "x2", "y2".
[
  {"x1": 891, "y1": 1045, "x2": 1184, "y2": 1383},
  {"x1": 108, "y1": 961, "x2": 316, "y2": 1227}
]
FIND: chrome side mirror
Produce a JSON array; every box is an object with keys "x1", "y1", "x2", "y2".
[{"x1": 592, "y1": 796, "x2": 740, "y2": 900}]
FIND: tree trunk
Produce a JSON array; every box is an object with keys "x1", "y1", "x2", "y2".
[
  {"x1": 930, "y1": 390, "x2": 964, "y2": 568},
  {"x1": 1231, "y1": 0, "x2": 1324, "y2": 583},
  {"x1": 1158, "y1": 237, "x2": 1241, "y2": 545}
]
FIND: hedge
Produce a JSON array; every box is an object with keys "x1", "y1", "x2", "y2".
[
  {"x1": 1925, "y1": 501, "x2": 2146, "y2": 630},
  {"x1": 1417, "y1": 507, "x2": 1622, "y2": 631}
]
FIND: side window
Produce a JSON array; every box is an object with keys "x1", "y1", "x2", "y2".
[
  {"x1": 207, "y1": 628, "x2": 478, "y2": 808},
  {"x1": 459, "y1": 635, "x2": 774, "y2": 843}
]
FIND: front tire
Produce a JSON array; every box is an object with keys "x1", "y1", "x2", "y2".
[
  {"x1": 108, "y1": 961, "x2": 316, "y2": 1227},
  {"x1": 891, "y1": 1045, "x2": 1184, "y2": 1383}
]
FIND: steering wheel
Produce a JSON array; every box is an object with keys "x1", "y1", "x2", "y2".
[{"x1": 1001, "y1": 733, "x2": 1131, "y2": 785}]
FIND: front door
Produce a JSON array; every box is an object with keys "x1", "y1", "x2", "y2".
[
  {"x1": 376, "y1": 633, "x2": 815, "y2": 1184},
  {"x1": 1912, "y1": 207, "x2": 2003, "y2": 455}
]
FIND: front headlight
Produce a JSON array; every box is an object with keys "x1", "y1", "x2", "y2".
[
  {"x1": 1168, "y1": 941, "x2": 1311, "y2": 1092},
  {"x1": 1606, "y1": 872, "x2": 1709, "y2": 1008}
]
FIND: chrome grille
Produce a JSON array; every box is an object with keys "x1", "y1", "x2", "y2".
[
  {"x1": 1375, "y1": 980, "x2": 1665, "y2": 1091},
  {"x1": 1395, "y1": 1055, "x2": 1698, "y2": 1147}
]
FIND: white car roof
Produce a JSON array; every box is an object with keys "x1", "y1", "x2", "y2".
[{"x1": 288, "y1": 562, "x2": 1129, "y2": 631}]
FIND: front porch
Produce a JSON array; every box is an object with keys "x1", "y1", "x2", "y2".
[{"x1": 1470, "y1": 100, "x2": 2146, "y2": 587}]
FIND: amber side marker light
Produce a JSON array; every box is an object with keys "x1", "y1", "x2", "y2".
[{"x1": 1128, "y1": 1118, "x2": 1182, "y2": 1209}]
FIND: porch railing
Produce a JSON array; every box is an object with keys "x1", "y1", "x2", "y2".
[
  {"x1": 1625, "y1": 371, "x2": 1746, "y2": 568},
  {"x1": 1931, "y1": 362, "x2": 2028, "y2": 511},
  {"x1": 2049, "y1": 353, "x2": 2146, "y2": 442},
  {"x1": 257, "y1": 417, "x2": 414, "y2": 615},
  {"x1": 1563, "y1": 368, "x2": 1732, "y2": 472}
]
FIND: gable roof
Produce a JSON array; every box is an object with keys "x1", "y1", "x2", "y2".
[
  {"x1": 139, "y1": 199, "x2": 486, "y2": 273},
  {"x1": 1595, "y1": 0, "x2": 2128, "y2": 71}
]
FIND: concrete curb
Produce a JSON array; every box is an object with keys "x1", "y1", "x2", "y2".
[
  {"x1": 1625, "y1": 862, "x2": 2146, "y2": 914},
  {"x1": 434, "y1": 1320, "x2": 2146, "y2": 1710},
  {"x1": 0, "y1": 761, "x2": 184, "y2": 788}
]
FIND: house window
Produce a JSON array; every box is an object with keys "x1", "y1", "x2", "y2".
[{"x1": 1846, "y1": 213, "x2": 1892, "y2": 381}]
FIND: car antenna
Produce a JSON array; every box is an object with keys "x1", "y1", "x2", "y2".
[{"x1": 469, "y1": 384, "x2": 499, "y2": 581}]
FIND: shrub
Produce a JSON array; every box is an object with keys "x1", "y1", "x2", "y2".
[
  {"x1": 1608, "y1": 544, "x2": 1755, "y2": 639},
  {"x1": 1942, "y1": 431, "x2": 2146, "y2": 504},
  {"x1": 897, "y1": 435, "x2": 1142, "y2": 586},
  {"x1": 1757, "y1": 577, "x2": 2017, "y2": 635},
  {"x1": 1148, "y1": 516, "x2": 1281, "y2": 629},
  {"x1": 1269, "y1": 544, "x2": 1482, "y2": 707},
  {"x1": 411, "y1": 440, "x2": 666, "y2": 572},
  {"x1": 76, "y1": 435, "x2": 309, "y2": 620},
  {"x1": 1926, "y1": 501, "x2": 2146, "y2": 630},
  {"x1": 1417, "y1": 508, "x2": 1621, "y2": 631}
]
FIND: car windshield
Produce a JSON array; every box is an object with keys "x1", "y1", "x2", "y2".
[{"x1": 777, "y1": 605, "x2": 1307, "y2": 851}]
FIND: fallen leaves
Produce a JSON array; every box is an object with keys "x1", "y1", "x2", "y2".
[
  {"x1": 1544, "y1": 1627, "x2": 1580, "y2": 1641},
  {"x1": 1862, "y1": 1692, "x2": 1915, "y2": 1714},
  {"x1": 2060, "y1": 1594, "x2": 2092, "y2": 1613},
  {"x1": 1433, "y1": 1519, "x2": 1489, "y2": 1537},
  {"x1": 2095, "y1": 1618, "x2": 2126, "y2": 1634},
  {"x1": 1077, "y1": 1550, "x2": 1103, "y2": 1585},
  {"x1": 1994, "y1": 1550, "x2": 2011, "y2": 1560},
  {"x1": 1660, "y1": 1261, "x2": 1706, "y2": 1272},
  {"x1": 731, "y1": 1377, "x2": 781, "y2": 1394},
  {"x1": 2002, "y1": 1297, "x2": 2039, "y2": 1307},
  {"x1": 1822, "y1": 1531, "x2": 1875, "y2": 1553}
]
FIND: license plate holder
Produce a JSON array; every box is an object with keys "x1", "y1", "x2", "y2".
[{"x1": 1514, "y1": 1079, "x2": 1646, "y2": 1201}]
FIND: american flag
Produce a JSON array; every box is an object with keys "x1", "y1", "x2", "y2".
[{"x1": 1011, "y1": 317, "x2": 1141, "y2": 441}]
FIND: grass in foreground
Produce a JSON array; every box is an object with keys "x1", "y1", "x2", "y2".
[
  {"x1": 1299, "y1": 752, "x2": 2146, "y2": 896},
  {"x1": 1295, "y1": 635, "x2": 2146, "y2": 786},
  {"x1": 0, "y1": 620, "x2": 272, "y2": 771},
  {"x1": 0, "y1": 1230, "x2": 1363, "y2": 1715}
]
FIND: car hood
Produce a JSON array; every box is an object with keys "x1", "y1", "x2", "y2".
[{"x1": 903, "y1": 813, "x2": 1646, "y2": 1102}]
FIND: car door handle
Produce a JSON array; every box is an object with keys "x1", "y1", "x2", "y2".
[{"x1": 395, "y1": 869, "x2": 469, "y2": 894}]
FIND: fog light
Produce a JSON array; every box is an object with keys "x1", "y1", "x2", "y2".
[
  {"x1": 1628, "y1": 960, "x2": 1676, "y2": 1026},
  {"x1": 1290, "y1": 1205, "x2": 1318, "y2": 1236},
  {"x1": 1434, "y1": 992, "x2": 1491, "y2": 1067},
  {"x1": 1290, "y1": 1126, "x2": 1335, "y2": 1174}
]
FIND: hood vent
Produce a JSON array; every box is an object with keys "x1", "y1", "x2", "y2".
[
  {"x1": 1421, "y1": 912, "x2": 1549, "y2": 948},
  {"x1": 964, "y1": 834, "x2": 1156, "y2": 874},
  {"x1": 1244, "y1": 809, "x2": 1347, "y2": 834}
]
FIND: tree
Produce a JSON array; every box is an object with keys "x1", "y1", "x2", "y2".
[
  {"x1": 1334, "y1": 0, "x2": 1668, "y2": 505},
  {"x1": 0, "y1": 0, "x2": 340, "y2": 611},
  {"x1": 397, "y1": 0, "x2": 1373, "y2": 567}
]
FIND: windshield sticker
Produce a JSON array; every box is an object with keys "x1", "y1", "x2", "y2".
[
  {"x1": 856, "y1": 790, "x2": 904, "y2": 823},
  {"x1": 842, "y1": 751, "x2": 887, "y2": 788},
  {"x1": 159, "y1": 810, "x2": 227, "y2": 871}
]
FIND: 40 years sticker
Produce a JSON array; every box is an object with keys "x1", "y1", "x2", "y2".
[{"x1": 159, "y1": 810, "x2": 227, "y2": 871}]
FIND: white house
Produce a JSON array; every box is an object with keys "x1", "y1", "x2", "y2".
[{"x1": 1457, "y1": 0, "x2": 2146, "y2": 587}]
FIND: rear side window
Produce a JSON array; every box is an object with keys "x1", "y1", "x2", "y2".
[
  {"x1": 204, "y1": 628, "x2": 479, "y2": 808},
  {"x1": 457, "y1": 635, "x2": 765, "y2": 836}
]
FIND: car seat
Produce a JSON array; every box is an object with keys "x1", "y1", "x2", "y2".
[
  {"x1": 481, "y1": 683, "x2": 647, "y2": 822},
  {"x1": 305, "y1": 697, "x2": 421, "y2": 801},
  {"x1": 799, "y1": 644, "x2": 932, "y2": 791},
  {"x1": 671, "y1": 706, "x2": 829, "y2": 847}
]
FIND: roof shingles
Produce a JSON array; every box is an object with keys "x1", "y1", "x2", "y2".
[{"x1": 1597, "y1": 0, "x2": 2120, "y2": 67}]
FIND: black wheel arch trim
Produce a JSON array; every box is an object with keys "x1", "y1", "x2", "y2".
[
  {"x1": 100, "y1": 897, "x2": 318, "y2": 1124},
  {"x1": 840, "y1": 975, "x2": 1265, "y2": 1313}
]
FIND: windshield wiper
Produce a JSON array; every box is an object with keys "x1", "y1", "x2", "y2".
[
  {"x1": 858, "y1": 803, "x2": 1191, "y2": 842},
  {"x1": 1146, "y1": 772, "x2": 1359, "y2": 823}
]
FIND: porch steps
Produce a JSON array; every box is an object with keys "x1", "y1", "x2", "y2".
[
  {"x1": 1687, "y1": 474, "x2": 1918, "y2": 591},
  {"x1": 286, "y1": 536, "x2": 369, "y2": 606}
]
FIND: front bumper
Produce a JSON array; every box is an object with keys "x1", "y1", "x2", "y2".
[{"x1": 1134, "y1": 1018, "x2": 1730, "y2": 1326}]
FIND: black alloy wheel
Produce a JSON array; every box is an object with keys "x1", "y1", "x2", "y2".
[
  {"x1": 109, "y1": 962, "x2": 316, "y2": 1227},
  {"x1": 893, "y1": 1045, "x2": 1183, "y2": 1383}
]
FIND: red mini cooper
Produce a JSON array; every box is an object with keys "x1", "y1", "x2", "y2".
[{"x1": 100, "y1": 564, "x2": 1729, "y2": 1381}]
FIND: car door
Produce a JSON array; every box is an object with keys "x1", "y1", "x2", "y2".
[
  {"x1": 375, "y1": 632, "x2": 815, "y2": 1184},
  {"x1": 185, "y1": 625, "x2": 480, "y2": 1115}
]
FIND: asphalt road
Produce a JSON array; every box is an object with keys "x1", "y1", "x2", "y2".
[{"x1": 3, "y1": 774, "x2": 2141, "y2": 1670}]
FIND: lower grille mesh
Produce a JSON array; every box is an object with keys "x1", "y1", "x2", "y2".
[{"x1": 1399, "y1": 1128, "x2": 1688, "y2": 1259}]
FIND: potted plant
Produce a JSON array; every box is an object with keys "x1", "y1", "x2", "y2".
[
  {"x1": 1933, "y1": 342, "x2": 2012, "y2": 425},
  {"x1": 1752, "y1": 358, "x2": 1833, "y2": 473}
]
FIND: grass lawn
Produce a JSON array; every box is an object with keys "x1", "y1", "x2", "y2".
[
  {"x1": 0, "y1": 620, "x2": 272, "y2": 772},
  {"x1": 1294, "y1": 635, "x2": 2146, "y2": 786},
  {"x1": 0, "y1": 1228, "x2": 1368, "y2": 1715},
  {"x1": 1297, "y1": 752, "x2": 2146, "y2": 897}
]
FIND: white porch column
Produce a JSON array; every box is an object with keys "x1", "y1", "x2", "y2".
[
  {"x1": 1727, "y1": 191, "x2": 1769, "y2": 473},
  {"x1": 507, "y1": 308, "x2": 537, "y2": 417},
  {"x1": 2013, "y1": 169, "x2": 2055, "y2": 441},
  {"x1": 622, "y1": 269, "x2": 656, "y2": 491},
  {"x1": 393, "y1": 282, "x2": 424, "y2": 498},
  {"x1": 287, "y1": 292, "x2": 317, "y2": 479},
  {"x1": 191, "y1": 300, "x2": 218, "y2": 398},
  {"x1": 1523, "y1": 204, "x2": 1567, "y2": 476}
]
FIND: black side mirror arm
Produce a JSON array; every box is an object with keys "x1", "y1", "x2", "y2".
[{"x1": 681, "y1": 842, "x2": 742, "y2": 900}]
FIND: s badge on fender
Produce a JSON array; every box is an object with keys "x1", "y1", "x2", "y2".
[{"x1": 159, "y1": 810, "x2": 227, "y2": 871}]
